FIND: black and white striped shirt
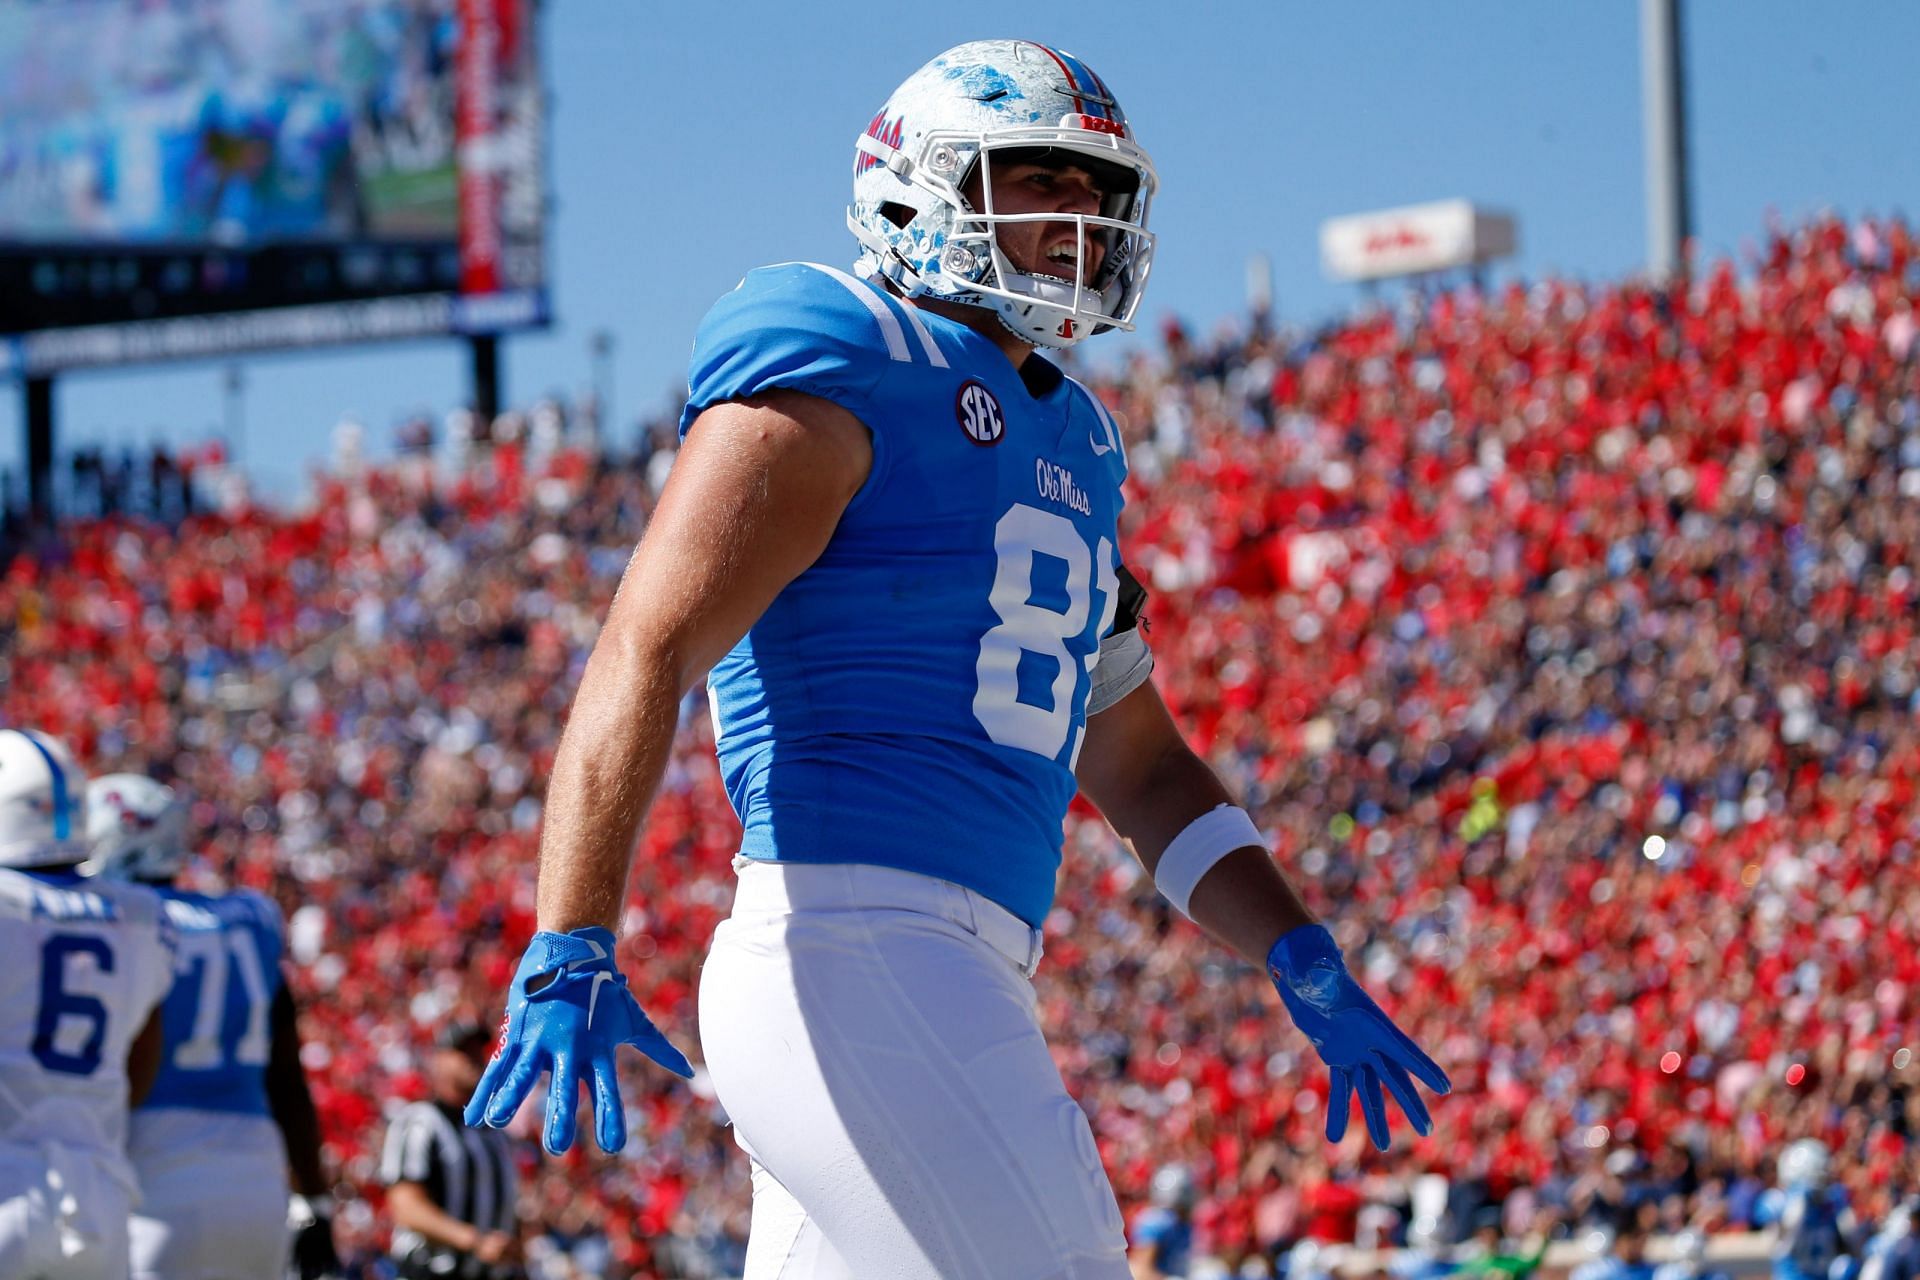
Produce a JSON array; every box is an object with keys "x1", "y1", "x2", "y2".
[{"x1": 379, "y1": 1100, "x2": 520, "y2": 1278}]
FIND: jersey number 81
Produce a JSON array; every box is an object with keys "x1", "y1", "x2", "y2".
[{"x1": 972, "y1": 503, "x2": 1118, "y2": 768}]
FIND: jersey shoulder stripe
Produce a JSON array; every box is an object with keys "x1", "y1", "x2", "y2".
[
  {"x1": 787, "y1": 261, "x2": 914, "y2": 364},
  {"x1": 785, "y1": 261, "x2": 949, "y2": 369},
  {"x1": 681, "y1": 262, "x2": 928, "y2": 441},
  {"x1": 882, "y1": 284, "x2": 950, "y2": 368}
]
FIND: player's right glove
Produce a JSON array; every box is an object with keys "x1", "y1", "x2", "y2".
[
  {"x1": 286, "y1": 1194, "x2": 344, "y2": 1280},
  {"x1": 465, "y1": 926, "x2": 692, "y2": 1155},
  {"x1": 1268, "y1": 923, "x2": 1451, "y2": 1152}
]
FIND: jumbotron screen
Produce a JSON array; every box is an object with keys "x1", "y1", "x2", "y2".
[{"x1": 0, "y1": 0, "x2": 546, "y2": 374}]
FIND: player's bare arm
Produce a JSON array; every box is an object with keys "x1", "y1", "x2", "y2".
[
  {"x1": 127, "y1": 1001, "x2": 166, "y2": 1109},
  {"x1": 265, "y1": 984, "x2": 329, "y2": 1196},
  {"x1": 1073, "y1": 678, "x2": 1314, "y2": 965},
  {"x1": 469, "y1": 387, "x2": 871, "y2": 1155},
  {"x1": 1077, "y1": 671, "x2": 1451, "y2": 1149},
  {"x1": 272, "y1": 980, "x2": 344, "y2": 1280},
  {"x1": 535, "y1": 388, "x2": 871, "y2": 933}
]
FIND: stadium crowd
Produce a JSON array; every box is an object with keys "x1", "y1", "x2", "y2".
[{"x1": 5, "y1": 211, "x2": 1920, "y2": 1278}]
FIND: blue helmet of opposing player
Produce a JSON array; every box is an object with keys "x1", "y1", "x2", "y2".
[{"x1": 849, "y1": 39, "x2": 1158, "y2": 349}]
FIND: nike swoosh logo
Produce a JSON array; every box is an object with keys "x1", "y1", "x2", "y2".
[
  {"x1": 585, "y1": 971, "x2": 613, "y2": 1028},
  {"x1": 1089, "y1": 434, "x2": 1114, "y2": 456}
]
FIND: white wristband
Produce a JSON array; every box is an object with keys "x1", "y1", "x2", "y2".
[{"x1": 1153, "y1": 803, "x2": 1264, "y2": 916}]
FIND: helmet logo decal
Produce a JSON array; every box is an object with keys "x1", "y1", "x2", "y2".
[
  {"x1": 1057, "y1": 318, "x2": 1078, "y2": 340},
  {"x1": 955, "y1": 381, "x2": 1005, "y2": 446},
  {"x1": 1062, "y1": 113, "x2": 1126, "y2": 138},
  {"x1": 855, "y1": 112, "x2": 905, "y2": 175}
]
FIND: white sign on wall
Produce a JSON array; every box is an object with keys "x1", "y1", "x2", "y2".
[{"x1": 1320, "y1": 200, "x2": 1518, "y2": 282}]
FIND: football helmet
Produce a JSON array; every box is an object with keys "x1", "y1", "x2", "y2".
[
  {"x1": 849, "y1": 40, "x2": 1156, "y2": 349},
  {"x1": 1149, "y1": 1162, "x2": 1197, "y2": 1212},
  {"x1": 0, "y1": 729, "x2": 89, "y2": 868},
  {"x1": 1779, "y1": 1138, "x2": 1832, "y2": 1190},
  {"x1": 83, "y1": 773, "x2": 189, "y2": 883}
]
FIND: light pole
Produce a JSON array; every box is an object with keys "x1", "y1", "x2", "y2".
[
  {"x1": 589, "y1": 329, "x2": 614, "y2": 453},
  {"x1": 1641, "y1": 0, "x2": 1692, "y2": 282},
  {"x1": 224, "y1": 363, "x2": 246, "y2": 467}
]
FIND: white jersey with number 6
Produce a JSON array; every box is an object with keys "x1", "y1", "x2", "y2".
[{"x1": 0, "y1": 867, "x2": 174, "y2": 1280}]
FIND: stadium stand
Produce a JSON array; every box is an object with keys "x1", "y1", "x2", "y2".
[{"x1": 5, "y1": 212, "x2": 1919, "y2": 1277}]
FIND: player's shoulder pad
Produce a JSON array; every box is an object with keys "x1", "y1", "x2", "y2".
[
  {"x1": 226, "y1": 886, "x2": 287, "y2": 939},
  {"x1": 96, "y1": 878, "x2": 170, "y2": 929},
  {"x1": 0, "y1": 868, "x2": 36, "y2": 919},
  {"x1": 681, "y1": 261, "x2": 941, "y2": 438},
  {"x1": 1068, "y1": 376, "x2": 1129, "y2": 484},
  {"x1": 1106, "y1": 560, "x2": 1149, "y2": 639}
]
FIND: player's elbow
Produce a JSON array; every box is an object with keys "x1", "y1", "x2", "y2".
[{"x1": 581, "y1": 606, "x2": 707, "y2": 704}]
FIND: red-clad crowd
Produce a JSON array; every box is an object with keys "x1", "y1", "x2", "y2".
[{"x1": 5, "y1": 213, "x2": 1918, "y2": 1277}]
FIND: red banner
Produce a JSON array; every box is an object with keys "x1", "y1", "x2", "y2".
[{"x1": 457, "y1": 0, "x2": 503, "y2": 295}]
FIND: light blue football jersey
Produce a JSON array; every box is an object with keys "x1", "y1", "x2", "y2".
[
  {"x1": 680, "y1": 262, "x2": 1133, "y2": 926},
  {"x1": 141, "y1": 888, "x2": 285, "y2": 1116}
]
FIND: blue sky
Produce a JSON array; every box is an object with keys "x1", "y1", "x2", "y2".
[{"x1": 7, "y1": 1, "x2": 1919, "y2": 500}]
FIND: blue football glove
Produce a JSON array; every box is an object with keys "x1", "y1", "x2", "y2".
[
  {"x1": 1268, "y1": 923, "x2": 1451, "y2": 1152},
  {"x1": 464, "y1": 927, "x2": 692, "y2": 1155}
]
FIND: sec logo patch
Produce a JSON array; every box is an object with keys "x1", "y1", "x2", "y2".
[{"x1": 955, "y1": 381, "x2": 1004, "y2": 446}]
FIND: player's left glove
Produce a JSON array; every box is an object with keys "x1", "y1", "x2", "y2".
[
  {"x1": 285, "y1": 1194, "x2": 344, "y2": 1280},
  {"x1": 1268, "y1": 923, "x2": 1451, "y2": 1152},
  {"x1": 465, "y1": 926, "x2": 693, "y2": 1155}
]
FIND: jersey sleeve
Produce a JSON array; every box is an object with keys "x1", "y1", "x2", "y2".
[
  {"x1": 112, "y1": 883, "x2": 179, "y2": 1015},
  {"x1": 239, "y1": 888, "x2": 287, "y2": 948},
  {"x1": 1131, "y1": 1206, "x2": 1175, "y2": 1248},
  {"x1": 680, "y1": 263, "x2": 900, "y2": 441}
]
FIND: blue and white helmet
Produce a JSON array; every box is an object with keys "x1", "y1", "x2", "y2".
[
  {"x1": 0, "y1": 729, "x2": 89, "y2": 868},
  {"x1": 1779, "y1": 1139, "x2": 1832, "y2": 1190},
  {"x1": 1150, "y1": 1162, "x2": 1198, "y2": 1212},
  {"x1": 83, "y1": 773, "x2": 189, "y2": 883},
  {"x1": 849, "y1": 40, "x2": 1157, "y2": 349}
]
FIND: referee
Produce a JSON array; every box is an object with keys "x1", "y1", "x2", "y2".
[{"x1": 381, "y1": 1021, "x2": 524, "y2": 1279}]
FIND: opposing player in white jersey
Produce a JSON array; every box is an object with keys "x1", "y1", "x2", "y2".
[
  {"x1": 469, "y1": 40, "x2": 1449, "y2": 1279},
  {"x1": 84, "y1": 773, "x2": 343, "y2": 1280},
  {"x1": 0, "y1": 729, "x2": 173, "y2": 1280}
]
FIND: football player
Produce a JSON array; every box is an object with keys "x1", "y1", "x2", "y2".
[
  {"x1": 1761, "y1": 1141, "x2": 1858, "y2": 1280},
  {"x1": 0, "y1": 730, "x2": 173, "y2": 1280},
  {"x1": 1131, "y1": 1164, "x2": 1197, "y2": 1278},
  {"x1": 467, "y1": 40, "x2": 1449, "y2": 1279},
  {"x1": 84, "y1": 774, "x2": 342, "y2": 1280}
]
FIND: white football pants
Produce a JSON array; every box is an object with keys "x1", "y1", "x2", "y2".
[
  {"x1": 127, "y1": 1111, "x2": 290, "y2": 1280},
  {"x1": 698, "y1": 861, "x2": 1131, "y2": 1280},
  {"x1": 0, "y1": 1145, "x2": 132, "y2": 1280}
]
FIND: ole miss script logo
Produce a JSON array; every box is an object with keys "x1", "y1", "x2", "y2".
[{"x1": 955, "y1": 381, "x2": 1004, "y2": 445}]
